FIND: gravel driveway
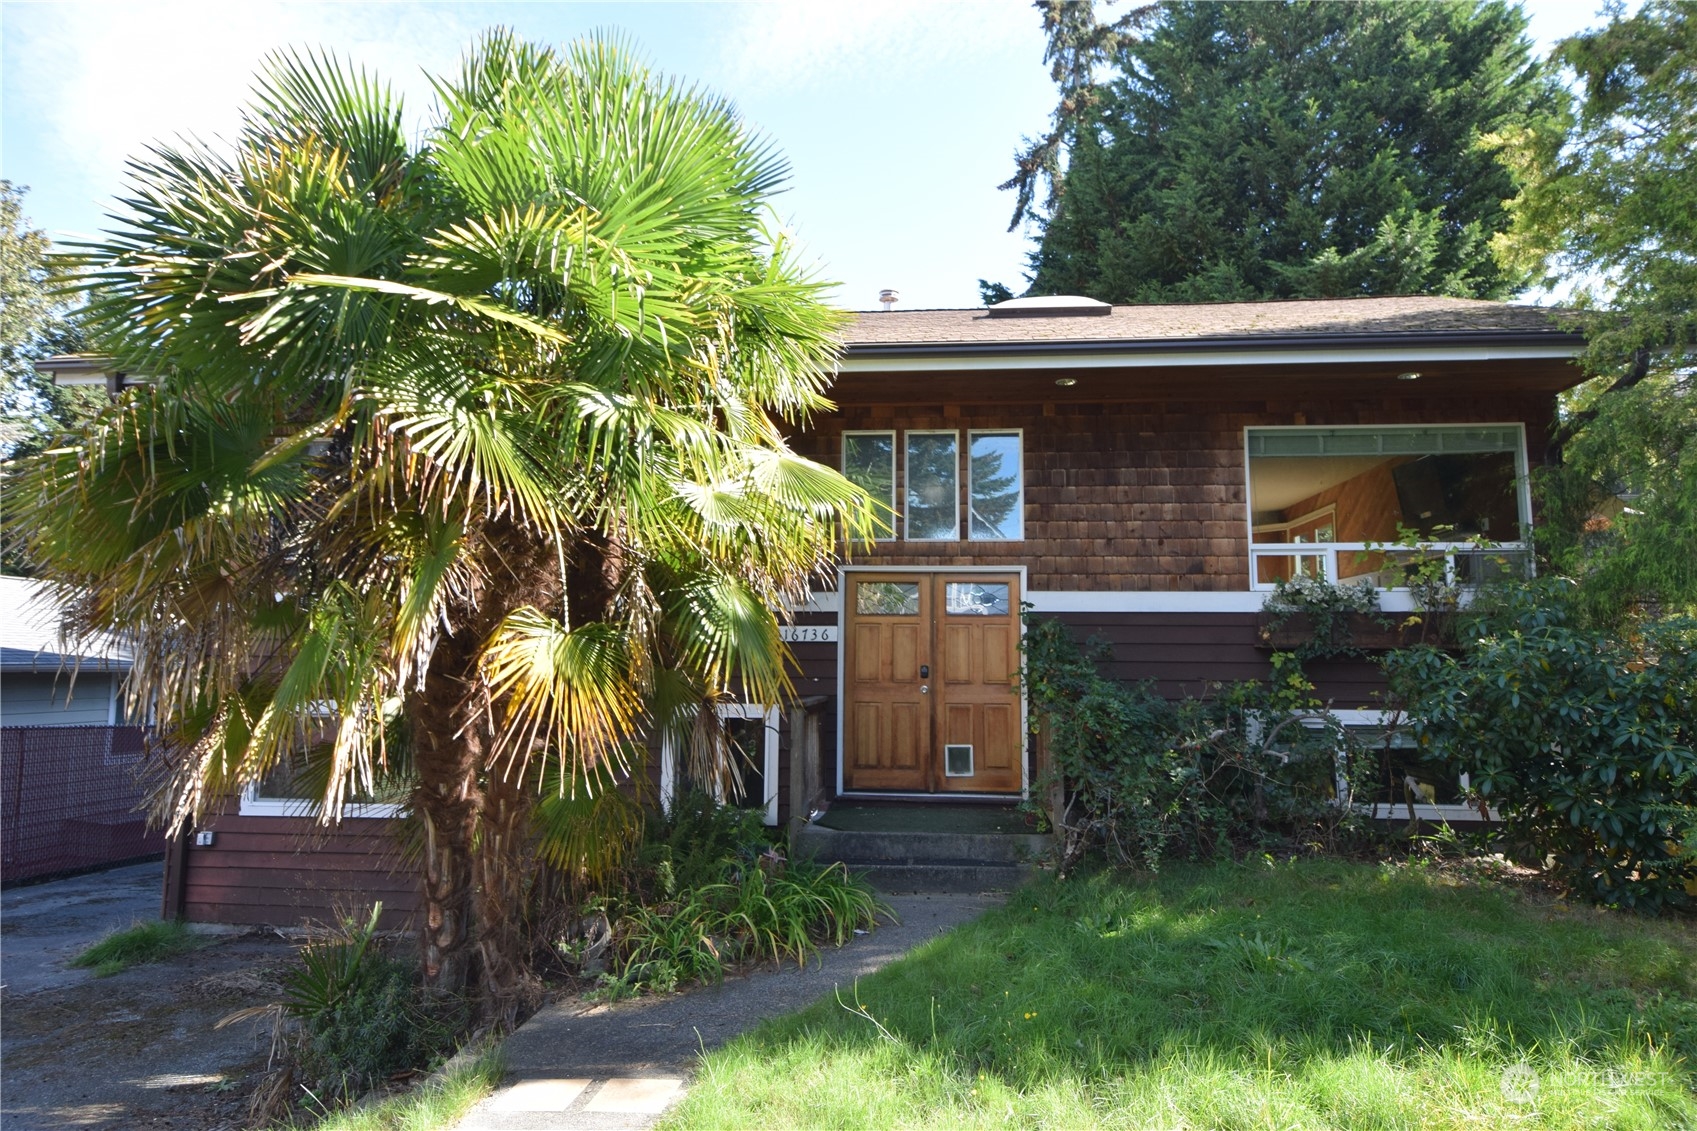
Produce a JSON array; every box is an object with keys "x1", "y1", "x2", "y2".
[{"x1": 2, "y1": 862, "x2": 296, "y2": 1130}]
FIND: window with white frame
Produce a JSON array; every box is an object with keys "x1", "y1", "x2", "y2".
[
  {"x1": 1302, "y1": 710, "x2": 1480, "y2": 823},
  {"x1": 659, "y1": 704, "x2": 781, "y2": 827},
  {"x1": 842, "y1": 431, "x2": 896, "y2": 538},
  {"x1": 905, "y1": 431, "x2": 959, "y2": 540},
  {"x1": 1246, "y1": 425, "x2": 1530, "y2": 590},
  {"x1": 843, "y1": 429, "x2": 1024, "y2": 543},
  {"x1": 238, "y1": 758, "x2": 409, "y2": 818},
  {"x1": 968, "y1": 430, "x2": 1023, "y2": 540}
]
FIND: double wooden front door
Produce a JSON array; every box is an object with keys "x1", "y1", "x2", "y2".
[{"x1": 842, "y1": 571, "x2": 1023, "y2": 794}]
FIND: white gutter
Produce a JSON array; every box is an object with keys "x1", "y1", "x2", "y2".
[{"x1": 838, "y1": 343, "x2": 1582, "y2": 374}]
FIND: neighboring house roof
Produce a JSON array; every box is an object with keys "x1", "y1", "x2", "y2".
[
  {"x1": 32, "y1": 354, "x2": 151, "y2": 393},
  {"x1": 0, "y1": 576, "x2": 132, "y2": 673}
]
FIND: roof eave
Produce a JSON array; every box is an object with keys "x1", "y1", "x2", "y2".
[{"x1": 842, "y1": 328, "x2": 1587, "y2": 360}]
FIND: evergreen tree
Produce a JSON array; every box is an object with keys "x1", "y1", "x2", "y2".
[
  {"x1": 1011, "y1": 1, "x2": 1561, "y2": 302},
  {"x1": 1489, "y1": 1, "x2": 1697, "y2": 620},
  {"x1": 0, "y1": 183, "x2": 97, "y2": 463}
]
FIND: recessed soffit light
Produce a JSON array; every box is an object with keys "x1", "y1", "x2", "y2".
[
  {"x1": 1055, "y1": 377, "x2": 1078, "y2": 387},
  {"x1": 1396, "y1": 371, "x2": 1422, "y2": 381}
]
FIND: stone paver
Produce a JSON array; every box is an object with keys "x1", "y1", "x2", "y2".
[
  {"x1": 583, "y1": 1077, "x2": 684, "y2": 1114},
  {"x1": 490, "y1": 1079, "x2": 592, "y2": 1112},
  {"x1": 455, "y1": 891, "x2": 1000, "y2": 1131}
]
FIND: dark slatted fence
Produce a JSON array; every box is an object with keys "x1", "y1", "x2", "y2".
[{"x1": 1, "y1": 726, "x2": 164, "y2": 884}]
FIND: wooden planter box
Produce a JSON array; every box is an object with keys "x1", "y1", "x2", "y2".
[{"x1": 1255, "y1": 610, "x2": 1454, "y2": 652}]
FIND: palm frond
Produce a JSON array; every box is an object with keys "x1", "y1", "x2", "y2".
[{"x1": 479, "y1": 609, "x2": 645, "y2": 782}]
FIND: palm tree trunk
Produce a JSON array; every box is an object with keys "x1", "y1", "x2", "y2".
[
  {"x1": 412, "y1": 670, "x2": 482, "y2": 995},
  {"x1": 412, "y1": 524, "x2": 562, "y2": 1007},
  {"x1": 474, "y1": 768, "x2": 533, "y2": 1027}
]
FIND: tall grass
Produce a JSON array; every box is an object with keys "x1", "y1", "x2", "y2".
[
  {"x1": 303, "y1": 1047, "x2": 503, "y2": 1131},
  {"x1": 70, "y1": 919, "x2": 203, "y2": 976},
  {"x1": 600, "y1": 860, "x2": 884, "y2": 997},
  {"x1": 665, "y1": 859, "x2": 1697, "y2": 1130}
]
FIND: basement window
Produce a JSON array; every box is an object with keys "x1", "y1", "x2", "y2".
[{"x1": 239, "y1": 758, "x2": 408, "y2": 818}]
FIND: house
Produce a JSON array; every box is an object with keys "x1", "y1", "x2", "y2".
[
  {"x1": 39, "y1": 294, "x2": 1589, "y2": 922},
  {"x1": 0, "y1": 575, "x2": 160, "y2": 882},
  {"x1": 766, "y1": 294, "x2": 1585, "y2": 828}
]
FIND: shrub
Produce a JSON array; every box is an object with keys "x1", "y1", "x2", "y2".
[
  {"x1": 280, "y1": 906, "x2": 466, "y2": 1104},
  {"x1": 1023, "y1": 617, "x2": 1373, "y2": 874},
  {"x1": 1387, "y1": 581, "x2": 1697, "y2": 910},
  {"x1": 641, "y1": 789, "x2": 774, "y2": 897},
  {"x1": 1261, "y1": 573, "x2": 1386, "y2": 661}
]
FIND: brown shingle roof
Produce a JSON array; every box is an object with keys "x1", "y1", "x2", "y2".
[{"x1": 845, "y1": 296, "x2": 1578, "y2": 348}]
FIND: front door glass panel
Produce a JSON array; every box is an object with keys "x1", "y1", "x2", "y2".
[
  {"x1": 945, "y1": 582, "x2": 1010, "y2": 616},
  {"x1": 856, "y1": 581, "x2": 920, "y2": 616}
]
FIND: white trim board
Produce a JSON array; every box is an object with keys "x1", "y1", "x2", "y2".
[
  {"x1": 238, "y1": 784, "x2": 406, "y2": 819},
  {"x1": 838, "y1": 343, "x2": 1581, "y2": 374},
  {"x1": 1024, "y1": 590, "x2": 1265, "y2": 613},
  {"x1": 815, "y1": 587, "x2": 1434, "y2": 614}
]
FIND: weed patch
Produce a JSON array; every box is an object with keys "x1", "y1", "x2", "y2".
[
  {"x1": 299, "y1": 1047, "x2": 503, "y2": 1131},
  {"x1": 70, "y1": 919, "x2": 203, "y2": 976}
]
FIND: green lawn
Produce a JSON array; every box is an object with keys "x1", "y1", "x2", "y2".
[{"x1": 664, "y1": 858, "x2": 1697, "y2": 1130}]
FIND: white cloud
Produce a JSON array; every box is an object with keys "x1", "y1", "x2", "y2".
[
  {"x1": 4, "y1": 2, "x2": 477, "y2": 236},
  {"x1": 707, "y1": 0, "x2": 1036, "y2": 96}
]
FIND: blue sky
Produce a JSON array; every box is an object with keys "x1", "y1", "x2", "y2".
[{"x1": 2, "y1": 1, "x2": 1616, "y2": 311}]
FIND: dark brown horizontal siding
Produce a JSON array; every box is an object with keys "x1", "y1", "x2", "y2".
[
  {"x1": 1046, "y1": 612, "x2": 1389, "y2": 706},
  {"x1": 185, "y1": 814, "x2": 419, "y2": 929}
]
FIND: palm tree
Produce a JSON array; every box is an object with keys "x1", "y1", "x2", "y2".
[{"x1": 6, "y1": 33, "x2": 876, "y2": 1018}]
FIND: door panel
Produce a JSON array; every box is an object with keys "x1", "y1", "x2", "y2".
[
  {"x1": 842, "y1": 576, "x2": 931, "y2": 791},
  {"x1": 933, "y1": 574, "x2": 1023, "y2": 793}
]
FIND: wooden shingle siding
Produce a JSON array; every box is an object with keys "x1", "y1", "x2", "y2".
[
  {"x1": 184, "y1": 815, "x2": 418, "y2": 929},
  {"x1": 801, "y1": 392, "x2": 1554, "y2": 593}
]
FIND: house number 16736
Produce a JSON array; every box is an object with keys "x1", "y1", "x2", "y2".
[{"x1": 778, "y1": 626, "x2": 838, "y2": 643}]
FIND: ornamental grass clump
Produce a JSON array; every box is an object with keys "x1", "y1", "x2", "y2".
[
  {"x1": 571, "y1": 793, "x2": 885, "y2": 999},
  {"x1": 219, "y1": 904, "x2": 468, "y2": 1121}
]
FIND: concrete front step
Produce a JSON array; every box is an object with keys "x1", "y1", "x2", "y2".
[
  {"x1": 849, "y1": 861, "x2": 1037, "y2": 894},
  {"x1": 792, "y1": 824, "x2": 1051, "y2": 893}
]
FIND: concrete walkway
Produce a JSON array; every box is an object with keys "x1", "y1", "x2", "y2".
[{"x1": 454, "y1": 891, "x2": 1001, "y2": 1131}]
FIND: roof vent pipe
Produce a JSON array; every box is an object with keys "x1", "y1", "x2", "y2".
[{"x1": 879, "y1": 288, "x2": 900, "y2": 311}]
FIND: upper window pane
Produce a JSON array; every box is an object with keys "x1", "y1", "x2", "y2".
[
  {"x1": 906, "y1": 432, "x2": 959, "y2": 540},
  {"x1": 968, "y1": 431, "x2": 1023, "y2": 540},
  {"x1": 842, "y1": 432, "x2": 896, "y2": 538},
  {"x1": 1248, "y1": 426, "x2": 1525, "y2": 572}
]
